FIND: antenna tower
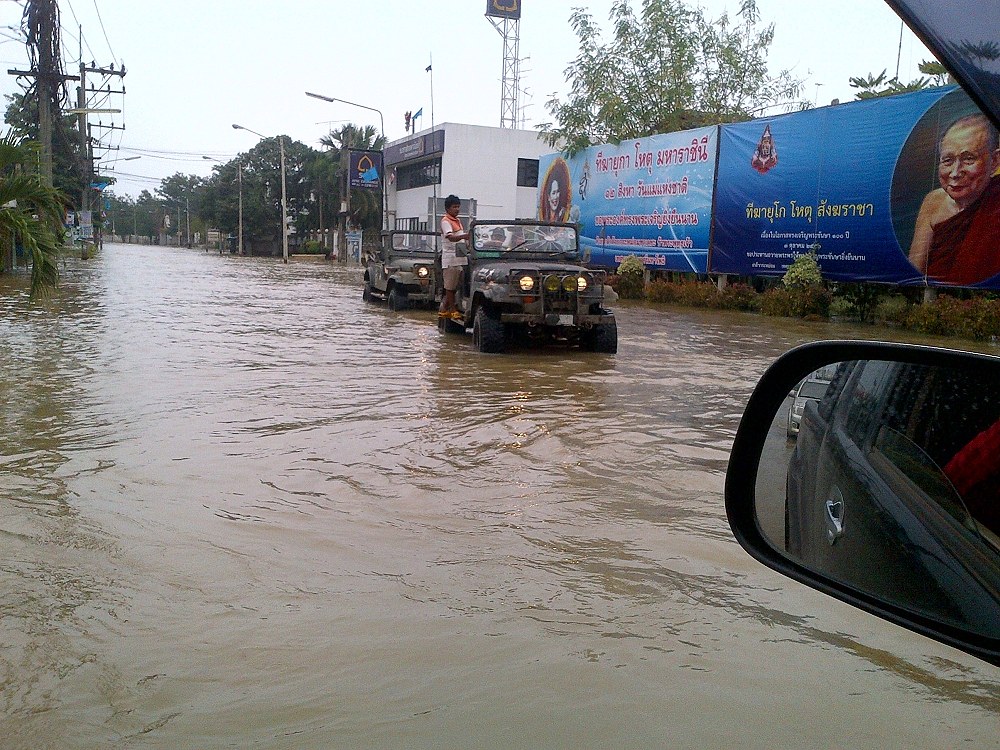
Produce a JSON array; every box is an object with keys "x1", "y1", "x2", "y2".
[{"x1": 485, "y1": 2, "x2": 521, "y2": 128}]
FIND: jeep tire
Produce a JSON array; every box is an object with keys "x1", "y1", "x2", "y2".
[
  {"x1": 581, "y1": 318, "x2": 618, "y2": 353},
  {"x1": 363, "y1": 281, "x2": 373, "y2": 303},
  {"x1": 387, "y1": 286, "x2": 407, "y2": 311},
  {"x1": 473, "y1": 306, "x2": 505, "y2": 353}
]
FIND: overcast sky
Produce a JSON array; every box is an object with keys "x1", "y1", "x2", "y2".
[{"x1": 0, "y1": 0, "x2": 932, "y2": 199}]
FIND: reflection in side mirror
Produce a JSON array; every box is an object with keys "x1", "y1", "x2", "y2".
[{"x1": 727, "y1": 342, "x2": 1000, "y2": 667}]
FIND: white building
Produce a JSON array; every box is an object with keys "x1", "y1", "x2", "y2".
[{"x1": 385, "y1": 122, "x2": 550, "y2": 231}]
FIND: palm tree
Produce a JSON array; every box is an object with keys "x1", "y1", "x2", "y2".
[{"x1": 0, "y1": 131, "x2": 68, "y2": 299}]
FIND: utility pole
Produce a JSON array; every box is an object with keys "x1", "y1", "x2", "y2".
[
  {"x1": 76, "y1": 39, "x2": 126, "y2": 257},
  {"x1": 8, "y1": 0, "x2": 79, "y2": 187},
  {"x1": 237, "y1": 160, "x2": 244, "y2": 255},
  {"x1": 340, "y1": 145, "x2": 349, "y2": 262}
]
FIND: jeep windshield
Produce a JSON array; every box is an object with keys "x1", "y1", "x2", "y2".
[
  {"x1": 389, "y1": 232, "x2": 436, "y2": 256},
  {"x1": 471, "y1": 222, "x2": 579, "y2": 259}
]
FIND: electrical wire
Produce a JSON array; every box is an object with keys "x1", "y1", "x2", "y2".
[{"x1": 90, "y1": 0, "x2": 114, "y2": 62}]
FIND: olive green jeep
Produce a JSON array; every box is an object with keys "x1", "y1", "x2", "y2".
[
  {"x1": 440, "y1": 220, "x2": 618, "y2": 353},
  {"x1": 363, "y1": 229, "x2": 440, "y2": 311}
]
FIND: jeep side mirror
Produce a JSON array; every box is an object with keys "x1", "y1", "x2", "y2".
[
  {"x1": 726, "y1": 340, "x2": 1000, "y2": 667},
  {"x1": 455, "y1": 241, "x2": 468, "y2": 257},
  {"x1": 581, "y1": 245, "x2": 591, "y2": 264}
]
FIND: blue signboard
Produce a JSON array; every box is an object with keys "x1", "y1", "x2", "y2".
[
  {"x1": 711, "y1": 86, "x2": 1000, "y2": 289},
  {"x1": 485, "y1": 0, "x2": 520, "y2": 20},
  {"x1": 538, "y1": 126, "x2": 718, "y2": 272},
  {"x1": 349, "y1": 150, "x2": 384, "y2": 191}
]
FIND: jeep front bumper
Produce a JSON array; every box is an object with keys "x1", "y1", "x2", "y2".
[{"x1": 501, "y1": 312, "x2": 614, "y2": 326}]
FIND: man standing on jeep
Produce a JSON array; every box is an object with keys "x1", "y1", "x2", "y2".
[{"x1": 440, "y1": 194, "x2": 469, "y2": 319}]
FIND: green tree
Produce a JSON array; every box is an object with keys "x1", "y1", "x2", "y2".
[
  {"x1": 215, "y1": 136, "x2": 317, "y2": 249},
  {"x1": 134, "y1": 190, "x2": 162, "y2": 238},
  {"x1": 0, "y1": 131, "x2": 68, "y2": 299},
  {"x1": 541, "y1": 0, "x2": 802, "y2": 153},
  {"x1": 156, "y1": 173, "x2": 205, "y2": 241},
  {"x1": 4, "y1": 92, "x2": 85, "y2": 202},
  {"x1": 849, "y1": 60, "x2": 949, "y2": 99},
  {"x1": 200, "y1": 160, "x2": 243, "y2": 242}
]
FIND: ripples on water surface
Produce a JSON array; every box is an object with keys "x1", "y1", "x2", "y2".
[{"x1": 1, "y1": 245, "x2": 997, "y2": 748}]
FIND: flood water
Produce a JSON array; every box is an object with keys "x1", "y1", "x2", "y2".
[{"x1": 2, "y1": 244, "x2": 998, "y2": 749}]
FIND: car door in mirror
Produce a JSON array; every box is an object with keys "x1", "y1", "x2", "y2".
[{"x1": 728, "y1": 342, "x2": 1000, "y2": 666}]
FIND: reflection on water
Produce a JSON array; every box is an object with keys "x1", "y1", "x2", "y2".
[{"x1": 1, "y1": 245, "x2": 997, "y2": 748}]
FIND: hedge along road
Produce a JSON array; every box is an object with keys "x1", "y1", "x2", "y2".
[{"x1": 1, "y1": 243, "x2": 997, "y2": 749}]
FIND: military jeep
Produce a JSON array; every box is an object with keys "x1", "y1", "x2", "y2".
[
  {"x1": 440, "y1": 219, "x2": 618, "y2": 354},
  {"x1": 363, "y1": 229, "x2": 440, "y2": 311}
]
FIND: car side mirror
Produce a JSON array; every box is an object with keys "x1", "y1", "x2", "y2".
[
  {"x1": 455, "y1": 241, "x2": 468, "y2": 257},
  {"x1": 726, "y1": 341, "x2": 1000, "y2": 667},
  {"x1": 581, "y1": 245, "x2": 591, "y2": 264}
]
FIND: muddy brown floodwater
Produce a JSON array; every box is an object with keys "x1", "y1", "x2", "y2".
[{"x1": 1, "y1": 244, "x2": 998, "y2": 748}]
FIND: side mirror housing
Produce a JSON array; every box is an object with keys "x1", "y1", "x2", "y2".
[{"x1": 727, "y1": 340, "x2": 1000, "y2": 667}]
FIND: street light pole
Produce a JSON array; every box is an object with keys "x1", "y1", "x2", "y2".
[
  {"x1": 232, "y1": 124, "x2": 289, "y2": 263},
  {"x1": 305, "y1": 91, "x2": 387, "y2": 233}
]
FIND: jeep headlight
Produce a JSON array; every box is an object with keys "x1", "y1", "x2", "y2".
[
  {"x1": 544, "y1": 274, "x2": 561, "y2": 293},
  {"x1": 518, "y1": 274, "x2": 535, "y2": 292},
  {"x1": 577, "y1": 275, "x2": 589, "y2": 292},
  {"x1": 562, "y1": 276, "x2": 577, "y2": 293},
  {"x1": 416, "y1": 265, "x2": 429, "y2": 278}
]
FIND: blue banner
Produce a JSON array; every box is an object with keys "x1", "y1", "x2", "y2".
[
  {"x1": 711, "y1": 86, "x2": 1000, "y2": 289},
  {"x1": 538, "y1": 126, "x2": 718, "y2": 272}
]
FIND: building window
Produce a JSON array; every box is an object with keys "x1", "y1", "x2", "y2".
[
  {"x1": 517, "y1": 158, "x2": 539, "y2": 188},
  {"x1": 396, "y1": 158, "x2": 441, "y2": 191}
]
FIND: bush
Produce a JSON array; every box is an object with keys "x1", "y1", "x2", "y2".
[
  {"x1": 962, "y1": 297, "x2": 1000, "y2": 339},
  {"x1": 761, "y1": 285, "x2": 832, "y2": 318},
  {"x1": 760, "y1": 287, "x2": 795, "y2": 317},
  {"x1": 829, "y1": 296, "x2": 855, "y2": 318},
  {"x1": 675, "y1": 280, "x2": 720, "y2": 307},
  {"x1": 616, "y1": 256, "x2": 646, "y2": 299},
  {"x1": 874, "y1": 295, "x2": 911, "y2": 327},
  {"x1": 719, "y1": 282, "x2": 760, "y2": 311},
  {"x1": 907, "y1": 295, "x2": 1000, "y2": 340},
  {"x1": 646, "y1": 278, "x2": 680, "y2": 304},
  {"x1": 833, "y1": 282, "x2": 886, "y2": 323},
  {"x1": 300, "y1": 240, "x2": 325, "y2": 254},
  {"x1": 782, "y1": 251, "x2": 823, "y2": 288}
]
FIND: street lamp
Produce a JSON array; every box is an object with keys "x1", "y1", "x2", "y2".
[
  {"x1": 305, "y1": 91, "x2": 387, "y2": 235},
  {"x1": 204, "y1": 155, "x2": 243, "y2": 256},
  {"x1": 305, "y1": 92, "x2": 384, "y2": 143},
  {"x1": 232, "y1": 123, "x2": 288, "y2": 263}
]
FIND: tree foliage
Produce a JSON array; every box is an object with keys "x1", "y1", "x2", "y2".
[
  {"x1": 0, "y1": 131, "x2": 68, "y2": 299},
  {"x1": 4, "y1": 92, "x2": 84, "y2": 201},
  {"x1": 849, "y1": 60, "x2": 949, "y2": 99},
  {"x1": 541, "y1": 0, "x2": 802, "y2": 153},
  {"x1": 319, "y1": 124, "x2": 386, "y2": 230}
]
